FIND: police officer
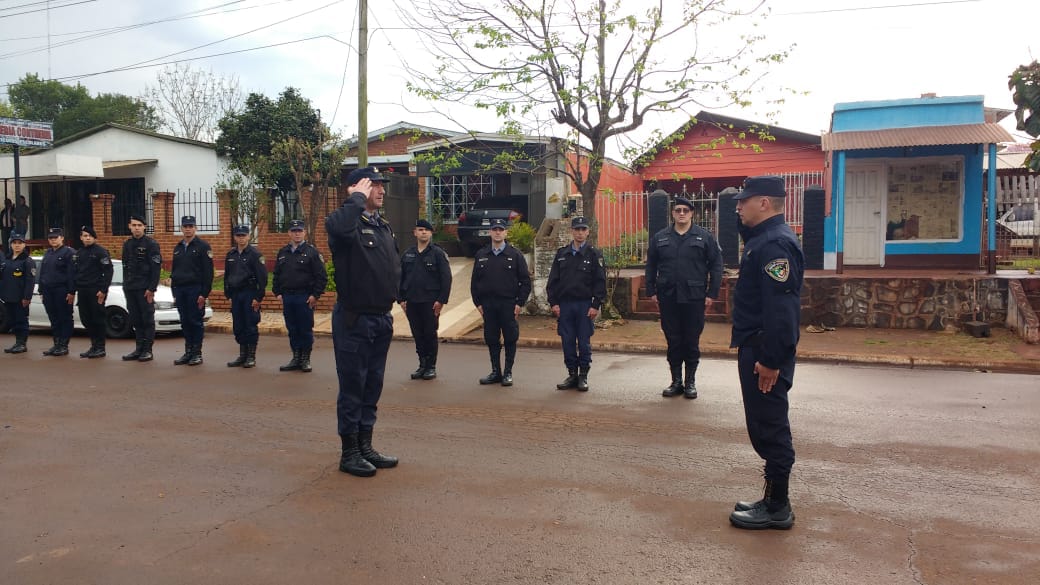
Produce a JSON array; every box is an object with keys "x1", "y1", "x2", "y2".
[
  {"x1": 728, "y1": 175, "x2": 804, "y2": 531},
  {"x1": 170, "y1": 215, "x2": 214, "y2": 366},
  {"x1": 470, "y1": 218, "x2": 531, "y2": 387},
  {"x1": 73, "y1": 226, "x2": 114, "y2": 359},
  {"x1": 644, "y1": 196, "x2": 723, "y2": 399},
  {"x1": 326, "y1": 166, "x2": 400, "y2": 478},
  {"x1": 121, "y1": 214, "x2": 162, "y2": 362},
  {"x1": 224, "y1": 224, "x2": 267, "y2": 368},
  {"x1": 398, "y1": 218, "x2": 452, "y2": 380},
  {"x1": 273, "y1": 219, "x2": 327, "y2": 373},
  {"x1": 547, "y1": 216, "x2": 606, "y2": 392},
  {"x1": 1, "y1": 231, "x2": 35, "y2": 354},
  {"x1": 38, "y1": 227, "x2": 76, "y2": 356}
]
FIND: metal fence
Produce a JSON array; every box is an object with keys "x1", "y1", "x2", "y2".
[
  {"x1": 171, "y1": 188, "x2": 220, "y2": 233},
  {"x1": 987, "y1": 173, "x2": 1040, "y2": 263}
]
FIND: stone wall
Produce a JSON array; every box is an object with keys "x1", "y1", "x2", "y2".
[{"x1": 529, "y1": 218, "x2": 574, "y2": 314}]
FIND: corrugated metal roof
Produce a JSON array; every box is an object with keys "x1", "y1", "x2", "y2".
[{"x1": 821, "y1": 123, "x2": 1013, "y2": 151}]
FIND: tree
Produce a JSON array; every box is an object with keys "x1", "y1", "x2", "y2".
[
  {"x1": 0, "y1": 101, "x2": 15, "y2": 118},
  {"x1": 7, "y1": 73, "x2": 158, "y2": 139},
  {"x1": 1009, "y1": 61, "x2": 1040, "y2": 172},
  {"x1": 274, "y1": 132, "x2": 352, "y2": 238},
  {"x1": 143, "y1": 64, "x2": 243, "y2": 142},
  {"x1": 403, "y1": 0, "x2": 788, "y2": 238}
]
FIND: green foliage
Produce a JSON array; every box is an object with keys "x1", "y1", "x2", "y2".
[
  {"x1": 325, "y1": 259, "x2": 336, "y2": 292},
  {"x1": 1009, "y1": 61, "x2": 1040, "y2": 172},
  {"x1": 0, "y1": 100, "x2": 14, "y2": 117},
  {"x1": 508, "y1": 221, "x2": 536, "y2": 253},
  {"x1": 7, "y1": 73, "x2": 158, "y2": 139},
  {"x1": 599, "y1": 229, "x2": 648, "y2": 321}
]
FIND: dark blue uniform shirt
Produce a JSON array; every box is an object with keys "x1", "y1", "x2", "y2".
[{"x1": 38, "y1": 245, "x2": 75, "y2": 293}]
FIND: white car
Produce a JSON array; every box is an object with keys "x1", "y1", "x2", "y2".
[
  {"x1": 997, "y1": 203, "x2": 1038, "y2": 247},
  {"x1": 0, "y1": 259, "x2": 212, "y2": 338}
]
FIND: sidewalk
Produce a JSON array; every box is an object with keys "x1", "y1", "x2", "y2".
[{"x1": 207, "y1": 309, "x2": 1040, "y2": 374}]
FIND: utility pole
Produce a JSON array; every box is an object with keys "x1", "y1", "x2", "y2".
[{"x1": 358, "y1": 0, "x2": 368, "y2": 168}]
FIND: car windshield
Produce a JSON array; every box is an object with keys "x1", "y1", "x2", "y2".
[{"x1": 1008, "y1": 203, "x2": 1035, "y2": 222}]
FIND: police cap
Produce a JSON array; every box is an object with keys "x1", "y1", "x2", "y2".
[
  {"x1": 734, "y1": 175, "x2": 786, "y2": 200},
  {"x1": 288, "y1": 219, "x2": 305, "y2": 231},
  {"x1": 346, "y1": 165, "x2": 392, "y2": 185}
]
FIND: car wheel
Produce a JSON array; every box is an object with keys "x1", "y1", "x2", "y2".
[
  {"x1": 105, "y1": 306, "x2": 133, "y2": 339},
  {"x1": 0, "y1": 303, "x2": 9, "y2": 333}
]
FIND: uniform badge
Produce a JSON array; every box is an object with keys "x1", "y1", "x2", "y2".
[
  {"x1": 764, "y1": 258, "x2": 790, "y2": 282},
  {"x1": 31, "y1": 268, "x2": 36, "y2": 276},
  {"x1": 318, "y1": 254, "x2": 325, "y2": 263},
  {"x1": 206, "y1": 250, "x2": 214, "y2": 259},
  {"x1": 258, "y1": 255, "x2": 265, "y2": 264},
  {"x1": 152, "y1": 255, "x2": 162, "y2": 264},
  {"x1": 101, "y1": 257, "x2": 111, "y2": 265}
]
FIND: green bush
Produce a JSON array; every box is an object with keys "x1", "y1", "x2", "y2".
[
  {"x1": 325, "y1": 259, "x2": 336, "y2": 292},
  {"x1": 508, "y1": 221, "x2": 536, "y2": 253}
]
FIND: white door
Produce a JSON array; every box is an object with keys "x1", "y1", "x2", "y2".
[{"x1": 843, "y1": 165, "x2": 883, "y2": 265}]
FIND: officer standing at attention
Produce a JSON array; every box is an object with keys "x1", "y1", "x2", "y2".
[
  {"x1": 1, "y1": 232, "x2": 35, "y2": 354},
  {"x1": 644, "y1": 196, "x2": 723, "y2": 399},
  {"x1": 727, "y1": 175, "x2": 804, "y2": 531},
  {"x1": 547, "y1": 216, "x2": 606, "y2": 392},
  {"x1": 73, "y1": 226, "x2": 113, "y2": 359},
  {"x1": 326, "y1": 166, "x2": 400, "y2": 478},
  {"x1": 470, "y1": 218, "x2": 531, "y2": 387},
  {"x1": 121, "y1": 214, "x2": 162, "y2": 362},
  {"x1": 224, "y1": 225, "x2": 267, "y2": 369},
  {"x1": 38, "y1": 227, "x2": 76, "y2": 357},
  {"x1": 398, "y1": 218, "x2": 452, "y2": 380},
  {"x1": 170, "y1": 215, "x2": 214, "y2": 366},
  {"x1": 273, "y1": 219, "x2": 327, "y2": 373}
]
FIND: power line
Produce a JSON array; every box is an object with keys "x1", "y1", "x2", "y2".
[
  {"x1": 775, "y1": 0, "x2": 981, "y2": 16},
  {"x1": 0, "y1": 0, "x2": 95, "y2": 19}
]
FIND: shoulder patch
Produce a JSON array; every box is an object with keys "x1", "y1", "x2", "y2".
[
  {"x1": 318, "y1": 254, "x2": 325, "y2": 263},
  {"x1": 100, "y1": 257, "x2": 111, "y2": 265},
  {"x1": 764, "y1": 258, "x2": 790, "y2": 282},
  {"x1": 258, "y1": 255, "x2": 265, "y2": 264},
  {"x1": 206, "y1": 250, "x2": 214, "y2": 259},
  {"x1": 152, "y1": 255, "x2": 162, "y2": 264}
]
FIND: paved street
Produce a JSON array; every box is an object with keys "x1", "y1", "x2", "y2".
[{"x1": 1, "y1": 333, "x2": 1038, "y2": 584}]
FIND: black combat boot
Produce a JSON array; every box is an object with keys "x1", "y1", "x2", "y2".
[
  {"x1": 684, "y1": 362, "x2": 698, "y2": 399},
  {"x1": 299, "y1": 348, "x2": 312, "y2": 373},
  {"x1": 501, "y1": 351, "x2": 515, "y2": 387},
  {"x1": 410, "y1": 355, "x2": 426, "y2": 379},
  {"x1": 556, "y1": 368, "x2": 579, "y2": 390},
  {"x1": 187, "y1": 343, "x2": 203, "y2": 366},
  {"x1": 479, "y1": 349, "x2": 502, "y2": 385},
  {"x1": 52, "y1": 338, "x2": 69, "y2": 357},
  {"x1": 79, "y1": 342, "x2": 96, "y2": 358},
  {"x1": 137, "y1": 340, "x2": 153, "y2": 362},
  {"x1": 279, "y1": 349, "x2": 302, "y2": 371},
  {"x1": 173, "y1": 341, "x2": 192, "y2": 365},
  {"x1": 339, "y1": 433, "x2": 377, "y2": 477},
  {"x1": 576, "y1": 366, "x2": 590, "y2": 392},
  {"x1": 661, "y1": 364, "x2": 684, "y2": 397},
  {"x1": 42, "y1": 336, "x2": 60, "y2": 356},
  {"x1": 4, "y1": 335, "x2": 27, "y2": 354},
  {"x1": 729, "y1": 477, "x2": 795, "y2": 530},
  {"x1": 227, "y1": 344, "x2": 247, "y2": 367},
  {"x1": 243, "y1": 344, "x2": 257, "y2": 368},
  {"x1": 421, "y1": 354, "x2": 437, "y2": 380},
  {"x1": 122, "y1": 340, "x2": 143, "y2": 361},
  {"x1": 358, "y1": 428, "x2": 398, "y2": 469},
  {"x1": 87, "y1": 339, "x2": 106, "y2": 359}
]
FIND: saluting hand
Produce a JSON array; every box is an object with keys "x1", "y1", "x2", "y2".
[{"x1": 349, "y1": 178, "x2": 373, "y2": 200}]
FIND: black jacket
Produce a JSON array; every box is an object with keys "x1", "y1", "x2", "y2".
[
  {"x1": 325, "y1": 192, "x2": 400, "y2": 314},
  {"x1": 272, "y1": 241, "x2": 327, "y2": 298},
  {"x1": 546, "y1": 242, "x2": 607, "y2": 309},
  {"x1": 644, "y1": 224, "x2": 723, "y2": 302},
  {"x1": 729, "y1": 214, "x2": 804, "y2": 370},
  {"x1": 470, "y1": 243, "x2": 531, "y2": 307},
  {"x1": 121, "y1": 235, "x2": 161, "y2": 292},
  {"x1": 170, "y1": 236, "x2": 214, "y2": 297},
  {"x1": 73, "y1": 243, "x2": 113, "y2": 293},
  {"x1": 224, "y1": 245, "x2": 268, "y2": 301},
  {"x1": 399, "y1": 244, "x2": 452, "y2": 304},
  {"x1": 0, "y1": 251, "x2": 35, "y2": 302},
  {"x1": 38, "y1": 245, "x2": 75, "y2": 293}
]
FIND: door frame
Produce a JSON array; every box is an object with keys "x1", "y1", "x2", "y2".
[{"x1": 843, "y1": 162, "x2": 885, "y2": 266}]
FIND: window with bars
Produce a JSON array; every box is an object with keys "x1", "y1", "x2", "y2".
[{"x1": 428, "y1": 175, "x2": 495, "y2": 224}]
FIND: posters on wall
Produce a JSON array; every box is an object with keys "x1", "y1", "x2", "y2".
[{"x1": 886, "y1": 159, "x2": 962, "y2": 240}]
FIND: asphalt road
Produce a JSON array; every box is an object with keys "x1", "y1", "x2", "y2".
[{"x1": 2, "y1": 333, "x2": 1037, "y2": 585}]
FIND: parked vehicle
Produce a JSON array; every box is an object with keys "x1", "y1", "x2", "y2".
[
  {"x1": 456, "y1": 195, "x2": 529, "y2": 256},
  {"x1": 998, "y1": 202, "x2": 1038, "y2": 248},
  {"x1": 0, "y1": 259, "x2": 212, "y2": 338}
]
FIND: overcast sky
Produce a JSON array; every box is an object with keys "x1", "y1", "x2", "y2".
[{"x1": 0, "y1": 0, "x2": 1036, "y2": 159}]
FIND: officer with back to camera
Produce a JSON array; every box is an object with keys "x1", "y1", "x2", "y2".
[
  {"x1": 546, "y1": 216, "x2": 606, "y2": 392},
  {"x1": 73, "y1": 226, "x2": 113, "y2": 359},
  {"x1": 273, "y1": 219, "x2": 327, "y2": 373},
  {"x1": 728, "y1": 175, "x2": 805, "y2": 531},
  {"x1": 398, "y1": 218, "x2": 452, "y2": 380},
  {"x1": 38, "y1": 227, "x2": 76, "y2": 357},
  {"x1": 224, "y1": 225, "x2": 267, "y2": 369},
  {"x1": 326, "y1": 166, "x2": 400, "y2": 478},
  {"x1": 470, "y1": 218, "x2": 531, "y2": 387},
  {"x1": 170, "y1": 215, "x2": 214, "y2": 366},
  {"x1": 121, "y1": 214, "x2": 162, "y2": 362},
  {"x1": 644, "y1": 195, "x2": 723, "y2": 399}
]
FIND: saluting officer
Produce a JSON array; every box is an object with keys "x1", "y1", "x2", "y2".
[
  {"x1": 170, "y1": 215, "x2": 214, "y2": 366},
  {"x1": 398, "y1": 218, "x2": 452, "y2": 380},
  {"x1": 38, "y1": 227, "x2": 76, "y2": 356},
  {"x1": 326, "y1": 166, "x2": 400, "y2": 478},
  {"x1": 470, "y1": 218, "x2": 531, "y2": 387},
  {"x1": 644, "y1": 196, "x2": 723, "y2": 399},
  {"x1": 121, "y1": 214, "x2": 162, "y2": 362},
  {"x1": 73, "y1": 226, "x2": 113, "y2": 359},
  {"x1": 547, "y1": 216, "x2": 606, "y2": 392},
  {"x1": 1, "y1": 231, "x2": 36, "y2": 354},
  {"x1": 273, "y1": 219, "x2": 327, "y2": 373},
  {"x1": 224, "y1": 225, "x2": 267, "y2": 369},
  {"x1": 728, "y1": 175, "x2": 805, "y2": 531}
]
